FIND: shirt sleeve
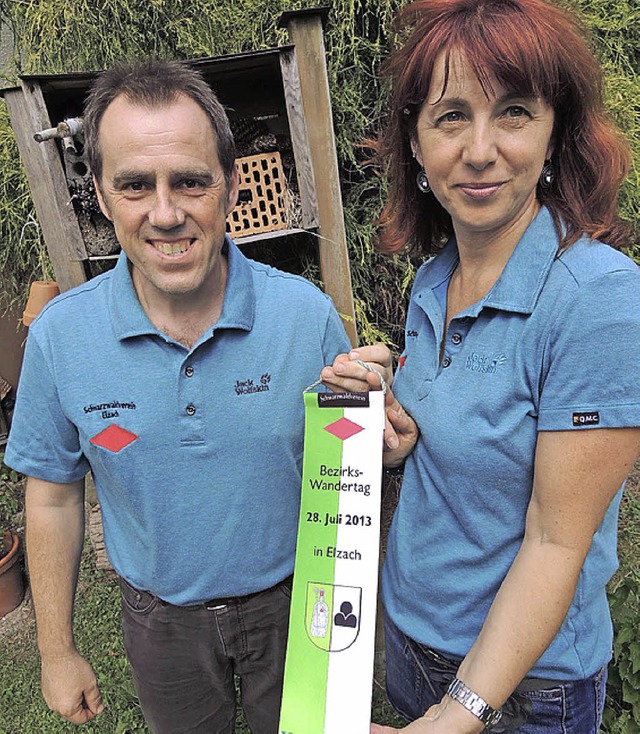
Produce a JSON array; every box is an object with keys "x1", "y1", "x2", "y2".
[
  {"x1": 4, "y1": 329, "x2": 90, "y2": 482},
  {"x1": 538, "y1": 268, "x2": 640, "y2": 431}
]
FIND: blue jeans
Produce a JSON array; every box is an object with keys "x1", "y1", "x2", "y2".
[
  {"x1": 384, "y1": 612, "x2": 607, "y2": 733},
  {"x1": 120, "y1": 576, "x2": 292, "y2": 734}
]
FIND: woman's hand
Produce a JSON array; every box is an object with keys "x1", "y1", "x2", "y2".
[
  {"x1": 371, "y1": 700, "x2": 485, "y2": 734},
  {"x1": 383, "y1": 386, "x2": 419, "y2": 466}
]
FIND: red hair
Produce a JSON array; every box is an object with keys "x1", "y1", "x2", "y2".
[{"x1": 375, "y1": 0, "x2": 632, "y2": 255}]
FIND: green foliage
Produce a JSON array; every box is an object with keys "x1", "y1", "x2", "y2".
[
  {"x1": 568, "y1": 0, "x2": 640, "y2": 241},
  {"x1": 0, "y1": 450, "x2": 24, "y2": 539},
  {"x1": 0, "y1": 103, "x2": 49, "y2": 314},
  {"x1": 604, "y1": 576, "x2": 640, "y2": 733},
  {"x1": 603, "y1": 478, "x2": 640, "y2": 734}
]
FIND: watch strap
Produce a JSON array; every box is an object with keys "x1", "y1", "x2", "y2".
[{"x1": 446, "y1": 677, "x2": 502, "y2": 728}]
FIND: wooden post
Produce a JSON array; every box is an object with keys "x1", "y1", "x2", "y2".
[
  {"x1": 279, "y1": 9, "x2": 358, "y2": 346},
  {"x1": 279, "y1": 48, "x2": 320, "y2": 231},
  {"x1": 4, "y1": 82, "x2": 87, "y2": 292}
]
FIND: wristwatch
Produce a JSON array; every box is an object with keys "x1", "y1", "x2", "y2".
[{"x1": 446, "y1": 678, "x2": 502, "y2": 729}]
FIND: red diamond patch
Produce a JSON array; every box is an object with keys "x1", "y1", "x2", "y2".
[
  {"x1": 324, "y1": 417, "x2": 364, "y2": 441},
  {"x1": 398, "y1": 355, "x2": 407, "y2": 370},
  {"x1": 90, "y1": 424, "x2": 138, "y2": 452}
]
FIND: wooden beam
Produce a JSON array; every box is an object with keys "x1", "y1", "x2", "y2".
[
  {"x1": 279, "y1": 48, "x2": 319, "y2": 230},
  {"x1": 4, "y1": 82, "x2": 87, "y2": 292},
  {"x1": 279, "y1": 10, "x2": 358, "y2": 346}
]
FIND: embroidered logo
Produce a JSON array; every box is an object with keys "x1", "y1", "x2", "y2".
[
  {"x1": 573, "y1": 411, "x2": 600, "y2": 426},
  {"x1": 407, "y1": 330, "x2": 419, "y2": 338},
  {"x1": 90, "y1": 424, "x2": 139, "y2": 452},
  {"x1": 465, "y1": 352, "x2": 507, "y2": 374},
  {"x1": 83, "y1": 400, "x2": 137, "y2": 420},
  {"x1": 235, "y1": 372, "x2": 271, "y2": 396}
]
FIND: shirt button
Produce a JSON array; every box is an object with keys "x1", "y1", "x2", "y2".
[
  {"x1": 186, "y1": 404, "x2": 196, "y2": 416},
  {"x1": 451, "y1": 333, "x2": 462, "y2": 345},
  {"x1": 185, "y1": 366, "x2": 194, "y2": 377},
  {"x1": 442, "y1": 356, "x2": 451, "y2": 368}
]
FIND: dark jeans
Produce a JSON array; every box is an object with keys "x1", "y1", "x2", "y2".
[
  {"x1": 119, "y1": 577, "x2": 292, "y2": 734},
  {"x1": 384, "y1": 612, "x2": 608, "y2": 733}
]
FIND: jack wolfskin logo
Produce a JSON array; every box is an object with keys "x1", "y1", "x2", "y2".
[
  {"x1": 234, "y1": 373, "x2": 271, "y2": 395},
  {"x1": 465, "y1": 352, "x2": 507, "y2": 374}
]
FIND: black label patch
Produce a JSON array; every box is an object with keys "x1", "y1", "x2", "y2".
[
  {"x1": 318, "y1": 392, "x2": 370, "y2": 408},
  {"x1": 573, "y1": 411, "x2": 600, "y2": 426}
]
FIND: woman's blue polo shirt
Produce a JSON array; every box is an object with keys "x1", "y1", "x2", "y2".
[
  {"x1": 384, "y1": 207, "x2": 640, "y2": 679},
  {"x1": 6, "y1": 238, "x2": 351, "y2": 604}
]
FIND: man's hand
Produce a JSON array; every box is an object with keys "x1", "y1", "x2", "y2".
[
  {"x1": 321, "y1": 344, "x2": 394, "y2": 393},
  {"x1": 321, "y1": 344, "x2": 418, "y2": 456},
  {"x1": 41, "y1": 651, "x2": 104, "y2": 724}
]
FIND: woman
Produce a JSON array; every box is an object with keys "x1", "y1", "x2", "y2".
[{"x1": 322, "y1": 0, "x2": 640, "y2": 731}]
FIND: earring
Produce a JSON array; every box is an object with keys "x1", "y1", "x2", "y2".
[
  {"x1": 539, "y1": 160, "x2": 555, "y2": 188},
  {"x1": 416, "y1": 169, "x2": 431, "y2": 194}
]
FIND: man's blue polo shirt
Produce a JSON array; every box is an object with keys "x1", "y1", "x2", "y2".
[
  {"x1": 6, "y1": 237, "x2": 350, "y2": 604},
  {"x1": 384, "y1": 207, "x2": 640, "y2": 679}
]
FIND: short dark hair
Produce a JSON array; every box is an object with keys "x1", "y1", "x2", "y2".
[
  {"x1": 84, "y1": 58, "x2": 236, "y2": 185},
  {"x1": 375, "y1": 0, "x2": 632, "y2": 255}
]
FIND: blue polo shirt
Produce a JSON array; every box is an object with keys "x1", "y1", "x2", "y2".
[
  {"x1": 6, "y1": 237, "x2": 350, "y2": 604},
  {"x1": 384, "y1": 207, "x2": 640, "y2": 679}
]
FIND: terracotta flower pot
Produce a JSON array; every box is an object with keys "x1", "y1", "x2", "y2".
[
  {"x1": 0, "y1": 530, "x2": 25, "y2": 617},
  {"x1": 22, "y1": 281, "x2": 60, "y2": 327}
]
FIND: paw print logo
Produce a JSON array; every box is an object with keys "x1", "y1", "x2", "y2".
[
  {"x1": 260, "y1": 373, "x2": 271, "y2": 385},
  {"x1": 491, "y1": 354, "x2": 507, "y2": 368}
]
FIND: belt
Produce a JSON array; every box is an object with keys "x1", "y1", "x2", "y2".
[
  {"x1": 417, "y1": 641, "x2": 560, "y2": 693},
  {"x1": 158, "y1": 574, "x2": 293, "y2": 610}
]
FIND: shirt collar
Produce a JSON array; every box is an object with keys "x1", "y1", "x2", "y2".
[
  {"x1": 418, "y1": 206, "x2": 559, "y2": 316},
  {"x1": 483, "y1": 206, "x2": 559, "y2": 314},
  {"x1": 110, "y1": 235, "x2": 255, "y2": 342}
]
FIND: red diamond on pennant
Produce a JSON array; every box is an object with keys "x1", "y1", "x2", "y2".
[
  {"x1": 90, "y1": 424, "x2": 139, "y2": 452},
  {"x1": 324, "y1": 417, "x2": 364, "y2": 441}
]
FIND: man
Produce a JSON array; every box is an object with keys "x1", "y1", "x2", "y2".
[{"x1": 5, "y1": 59, "x2": 350, "y2": 733}]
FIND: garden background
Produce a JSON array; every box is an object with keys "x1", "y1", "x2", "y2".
[{"x1": 0, "y1": 0, "x2": 638, "y2": 731}]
